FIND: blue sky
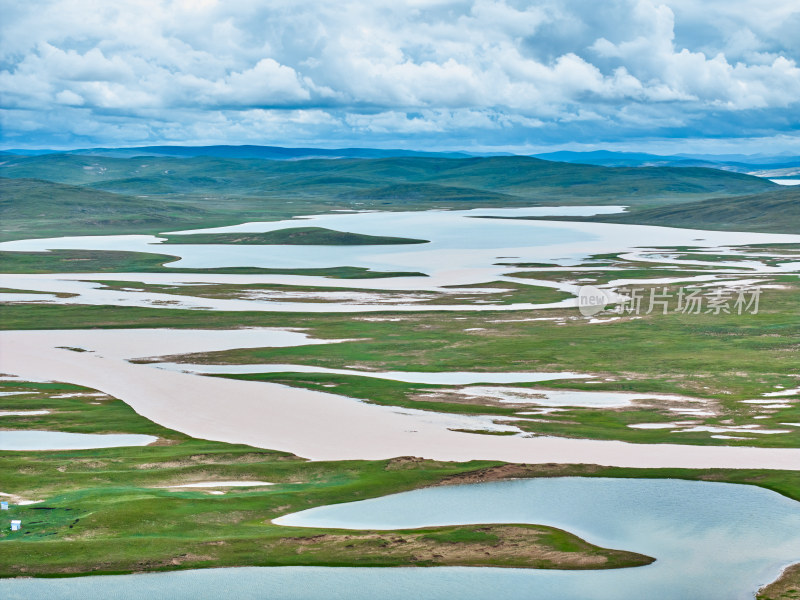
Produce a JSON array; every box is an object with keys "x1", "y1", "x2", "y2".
[{"x1": 1, "y1": 0, "x2": 799, "y2": 154}]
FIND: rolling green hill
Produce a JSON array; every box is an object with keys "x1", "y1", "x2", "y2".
[
  {"x1": 592, "y1": 186, "x2": 800, "y2": 233},
  {"x1": 0, "y1": 177, "x2": 216, "y2": 241},
  {"x1": 0, "y1": 154, "x2": 774, "y2": 206},
  {"x1": 524, "y1": 186, "x2": 800, "y2": 234},
  {"x1": 0, "y1": 154, "x2": 781, "y2": 241},
  {"x1": 338, "y1": 182, "x2": 520, "y2": 203}
]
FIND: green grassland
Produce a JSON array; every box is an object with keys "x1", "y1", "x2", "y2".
[
  {"x1": 0, "y1": 178, "x2": 219, "y2": 241},
  {"x1": 598, "y1": 186, "x2": 800, "y2": 233},
  {"x1": 156, "y1": 279, "x2": 799, "y2": 398},
  {"x1": 1, "y1": 272, "x2": 797, "y2": 448},
  {"x1": 160, "y1": 227, "x2": 428, "y2": 245},
  {"x1": 1, "y1": 156, "x2": 798, "y2": 585},
  {"x1": 0, "y1": 155, "x2": 772, "y2": 202},
  {"x1": 0, "y1": 250, "x2": 425, "y2": 278},
  {"x1": 338, "y1": 182, "x2": 522, "y2": 203},
  {"x1": 0, "y1": 380, "x2": 656, "y2": 576},
  {"x1": 0, "y1": 287, "x2": 75, "y2": 297},
  {"x1": 0, "y1": 154, "x2": 778, "y2": 241},
  {"x1": 2, "y1": 278, "x2": 797, "y2": 402},
  {"x1": 3, "y1": 378, "x2": 800, "y2": 578},
  {"x1": 521, "y1": 186, "x2": 800, "y2": 234}
]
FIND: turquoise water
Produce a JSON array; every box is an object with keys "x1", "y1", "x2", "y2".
[{"x1": 3, "y1": 477, "x2": 798, "y2": 599}]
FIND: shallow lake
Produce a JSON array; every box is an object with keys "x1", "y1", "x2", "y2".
[
  {"x1": 3, "y1": 205, "x2": 799, "y2": 314},
  {"x1": 2, "y1": 477, "x2": 798, "y2": 599},
  {"x1": 3, "y1": 206, "x2": 799, "y2": 280},
  {"x1": 0, "y1": 430, "x2": 157, "y2": 450},
  {"x1": 273, "y1": 477, "x2": 800, "y2": 600}
]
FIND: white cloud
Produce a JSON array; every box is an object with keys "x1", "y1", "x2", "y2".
[
  {"x1": 0, "y1": 0, "x2": 798, "y2": 150},
  {"x1": 194, "y1": 58, "x2": 312, "y2": 106},
  {"x1": 587, "y1": 1, "x2": 800, "y2": 110},
  {"x1": 54, "y1": 90, "x2": 85, "y2": 106}
]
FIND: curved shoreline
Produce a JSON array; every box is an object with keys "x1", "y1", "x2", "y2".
[
  {"x1": 2, "y1": 328, "x2": 800, "y2": 469},
  {"x1": 757, "y1": 563, "x2": 800, "y2": 600}
]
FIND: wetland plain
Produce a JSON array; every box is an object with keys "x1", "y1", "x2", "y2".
[{"x1": 1, "y1": 153, "x2": 799, "y2": 600}]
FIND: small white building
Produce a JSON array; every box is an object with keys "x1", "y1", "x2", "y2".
[
  {"x1": 0, "y1": 501, "x2": 8, "y2": 510},
  {"x1": 10, "y1": 520, "x2": 21, "y2": 531}
]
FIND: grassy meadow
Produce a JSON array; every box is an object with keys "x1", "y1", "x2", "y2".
[
  {"x1": 1, "y1": 152, "x2": 798, "y2": 587},
  {"x1": 0, "y1": 154, "x2": 778, "y2": 242},
  {"x1": 0, "y1": 379, "x2": 657, "y2": 576},
  {"x1": 2, "y1": 377, "x2": 800, "y2": 578}
]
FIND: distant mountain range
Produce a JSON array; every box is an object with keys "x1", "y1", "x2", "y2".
[
  {"x1": 0, "y1": 153, "x2": 773, "y2": 203},
  {"x1": 530, "y1": 150, "x2": 800, "y2": 178},
  {"x1": 2, "y1": 145, "x2": 798, "y2": 179},
  {"x1": 0, "y1": 152, "x2": 780, "y2": 241},
  {"x1": 0, "y1": 145, "x2": 470, "y2": 160}
]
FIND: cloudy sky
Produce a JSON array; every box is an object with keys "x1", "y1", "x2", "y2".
[{"x1": 1, "y1": 0, "x2": 799, "y2": 154}]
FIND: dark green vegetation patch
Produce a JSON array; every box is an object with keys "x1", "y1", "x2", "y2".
[
  {"x1": 160, "y1": 227, "x2": 428, "y2": 246},
  {"x1": 0, "y1": 250, "x2": 424, "y2": 278}
]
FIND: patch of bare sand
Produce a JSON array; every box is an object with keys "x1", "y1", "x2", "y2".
[
  {"x1": 271, "y1": 524, "x2": 650, "y2": 568},
  {"x1": 757, "y1": 563, "x2": 800, "y2": 600}
]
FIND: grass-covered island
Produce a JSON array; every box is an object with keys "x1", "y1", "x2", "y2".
[
  {"x1": 0, "y1": 249, "x2": 426, "y2": 278},
  {"x1": 160, "y1": 227, "x2": 429, "y2": 246}
]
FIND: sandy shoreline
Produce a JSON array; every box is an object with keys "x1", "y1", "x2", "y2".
[{"x1": 2, "y1": 328, "x2": 800, "y2": 469}]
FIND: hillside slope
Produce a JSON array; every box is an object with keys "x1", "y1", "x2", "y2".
[
  {"x1": 528, "y1": 186, "x2": 800, "y2": 234},
  {"x1": 596, "y1": 186, "x2": 800, "y2": 233},
  {"x1": 0, "y1": 155, "x2": 775, "y2": 208},
  {"x1": 0, "y1": 177, "x2": 214, "y2": 241}
]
